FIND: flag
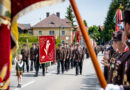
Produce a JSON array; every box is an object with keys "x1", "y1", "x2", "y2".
[
  {"x1": 12, "y1": 0, "x2": 65, "y2": 21},
  {"x1": 0, "y1": 0, "x2": 11, "y2": 89},
  {"x1": 0, "y1": 18, "x2": 11, "y2": 90},
  {"x1": 114, "y1": 9, "x2": 123, "y2": 32},
  {"x1": 39, "y1": 36, "x2": 55, "y2": 64},
  {"x1": 0, "y1": 0, "x2": 65, "y2": 89},
  {"x1": 76, "y1": 30, "x2": 81, "y2": 44}
]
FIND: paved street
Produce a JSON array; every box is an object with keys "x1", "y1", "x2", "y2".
[{"x1": 10, "y1": 52, "x2": 103, "y2": 90}]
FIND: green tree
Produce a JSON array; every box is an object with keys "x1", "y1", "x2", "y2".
[
  {"x1": 73, "y1": 35, "x2": 77, "y2": 44},
  {"x1": 103, "y1": 0, "x2": 119, "y2": 43},
  {"x1": 56, "y1": 37, "x2": 61, "y2": 49},
  {"x1": 88, "y1": 25, "x2": 101, "y2": 45},
  {"x1": 83, "y1": 20, "x2": 88, "y2": 27},
  {"x1": 66, "y1": 5, "x2": 75, "y2": 26}
]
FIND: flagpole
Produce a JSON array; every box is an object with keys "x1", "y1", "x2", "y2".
[{"x1": 69, "y1": 0, "x2": 107, "y2": 89}]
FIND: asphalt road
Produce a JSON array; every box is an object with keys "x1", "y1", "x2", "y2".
[{"x1": 10, "y1": 52, "x2": 104, "y2": 90}]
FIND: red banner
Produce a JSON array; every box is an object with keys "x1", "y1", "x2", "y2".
[
  {"x1": 39, "y1": 36, "x2": 55, "y2": 64},
  {"x1": 0, "y1": 23, "x2": 11, "y2": 89}
]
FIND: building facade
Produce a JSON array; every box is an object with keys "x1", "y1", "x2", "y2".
[{"x1": 32, "y1": 13, "x2": 73, "y2": 44}]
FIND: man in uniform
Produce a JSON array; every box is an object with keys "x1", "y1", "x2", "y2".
[
  {"x1": 34, "y1": 43, "x2": 45, "y2": 77},
  {"x1": 21, "y1": 44, "x2": 29, "y2": 72},
  {"x1": 56, "y1": 44, "x2": 64, "y2": 74},
  {"x1": 63, "y1": 43, "x2": 68, "y2": 71},
  {"x1": 30, "y1": 43, "x2": 37, "y2": 71},
  {"x1": 105, "y1": 9, "x2": 130, "y2": 89},
  {"x1": 66, "y1": 44, "x2": 71, "y2": 71},
  {"x1": 70, "y1": 44, "x2": 74, "y2": 69},
  {"x1": 75, "y1": 44, "x2": 84, "y2": 75},
  {"x1": 78, "y1": 45, "x2": 84, "y2": 75}
]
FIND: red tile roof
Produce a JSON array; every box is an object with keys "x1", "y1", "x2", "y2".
[{"x1": 33, "y1": 14, "x2": 72, "y2": 28}]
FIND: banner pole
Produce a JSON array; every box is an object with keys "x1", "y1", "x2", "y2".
[{"x1": 69, "y1": 0, "x2": 107, "y2": 89}]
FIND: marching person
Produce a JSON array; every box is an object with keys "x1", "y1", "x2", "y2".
[
  {"x1": 75, "y1": 44, "x2": 84, "y2": 75},
  {"x1": 70, "y1": 44, "x2": 74, "y2": 69},
  {"x1": 73, "y1": 44, "x2": 77, "y2": 67},
  {"x1": 30, "y1": 43, "x2": 37, "y2": 71},
  {"x1": 34, "y1": 43, "x2": 40, "y2": 77},
  {"x1": 63, "y1": 43, "x2": 67, "y2": 71},
  {"x1": 56, "y1": 44, "x2": 64, "y2": 74},
  {"x1": 34, "y1": 43, "x2": 45, "y2": 77},
  {"x1": 66, "y1": 44, "x2": 71, "y2": 71},
  {"x1": 21, "y1": 44, "x2": 29, "y2": 72},
  {"x1": 78, "y1": 45, "x2": 84, "y2": 75},
  {"x1": 15, "y1": 54, "x2": 23, "y2": 88}
]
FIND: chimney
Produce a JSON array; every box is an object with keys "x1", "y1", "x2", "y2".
[
  {"x1": 56, "y1": 12, "x2": 60, "y2": 18},
  {"x1": 46, "y1": 12, "x2": 49, "y2": 17}
]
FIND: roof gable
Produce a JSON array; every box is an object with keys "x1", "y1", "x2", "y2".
[{"x1": 33, "y1": 14, "x2": 72, "y2": 28}]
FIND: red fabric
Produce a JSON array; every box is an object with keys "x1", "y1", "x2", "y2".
[
  {"x1": 39, "y1": 36, "x2": 55, "y2": 63},
  {"x1": 0, "y1": 78, "x2": 2, "y2": 83},
  {"x1": 0, "y1": 24, "x2": 11, "y2": 89},
  {"x1": 72, "y1": 32, "x2": 75, "y2": 43},
  {"x1": 12, "y1": 0, "x2": 46, "y2": 17},
  {"x1": 124, "y1": 47, "x2": 129, "y2": 52},
  {"x1": 115, "y1": 9, "x2": 122, "y2": 32},
  {"x1": 76, "y1": 31, "x2": 81, "y2": 44}
]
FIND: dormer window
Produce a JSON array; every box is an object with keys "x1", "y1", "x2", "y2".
[{"x1": 50, "y1": 22, "x2": 54, "y2": 24}]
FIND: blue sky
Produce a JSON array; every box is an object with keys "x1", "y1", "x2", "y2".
[{"x1": 18, "y1": 0, "x2": 112, "y2": 27}]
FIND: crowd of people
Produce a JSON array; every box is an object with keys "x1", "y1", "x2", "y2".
[
  {"x1": 15, "y1": 42, "x2": 86, "y2": 88},
  {"x1": 102, "y1": 9, "x2": 130, "y2": 90},
  {"x1": 56, "y1": 43, "x2": 84, "y2": 75},
  {"x1": 14, "y1": 8, "x2": 130, "y2": 90}
]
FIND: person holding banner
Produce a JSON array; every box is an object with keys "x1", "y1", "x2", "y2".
[{"x1": 34, "y1": 43, "x2": 45, "y2": 77}]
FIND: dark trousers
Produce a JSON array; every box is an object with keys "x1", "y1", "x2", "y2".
[
  {"x1": 104, "y1": 66, "x2": 108, "y2": 81},
  {"x1": 42, "y1": 64, "x2": 45, "y2": 76},
  {"x1": 75, "y1": 61, "x2": 83, "y2": 75},
  {"x1": 71, "y1": 59, "x2": 74, "y2": 69},
  {"x1": 86, "y1": 53, "x2": 89, "y2": 58},
  {"x1": 65, "y1": 59, "x2": 70, "y2": 71},
  {"x1": 79, "y1": 61, "x2": 83, "y2": 74},
  {"x1": 30, "y1": 60, "x2": 36, "y2": 71},
  {"x1": 35, "y1": 61, "x2": 40, "y2": 76},
  {"x1": 35, "y1": 63, "x2": 45, "y2": 76},
  {"x1": 23, "y1": 60, "x2": 29, "y2": 72},
  {"x1": 57, "y1": 60, "x2": 64, "y2": 74},
  {"x1": 75, "y1": 61, "x2": 79, "y2": 75},
  {"x1": 65, "y1": 60, "x2": 67, "y2": 71}
]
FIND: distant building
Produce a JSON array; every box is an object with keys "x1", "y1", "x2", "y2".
[
  {"x1": 18, "y1": 24, "x2": 32, "y2": 34},
  {"x1": 32, "y1": 12, "x2": 73, "y2": 44}
]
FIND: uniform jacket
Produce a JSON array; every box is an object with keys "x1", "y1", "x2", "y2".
[
  {"x1": 56, "y1": 48, "x2": 64, "y2": 61},
  {"x1": 30, "y1": 47, "x2": 37, "y2": 60},
  {"x1": 21, "y1": 49, "x2": 29, "y2": 60}
]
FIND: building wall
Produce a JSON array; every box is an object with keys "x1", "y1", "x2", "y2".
[{"x1": 33, "y1": 27, "x2": 73, "y2": 44}]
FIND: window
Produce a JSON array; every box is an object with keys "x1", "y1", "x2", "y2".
[
  {"x1": 49, "y1": 30, "x2": 55, "y2": 35},
  {"x1": 62, "y1": 40, "x2": 65, "y2": 44},
  {"x1": 39, "y1": 31, "x2": 42, "y2": 35},
  {"x1": 28, "y1": 30, "x2": 33, "y2": 35},
  {"x1": 62, "y1": 30, "x2": 65, "y2": 36}
]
